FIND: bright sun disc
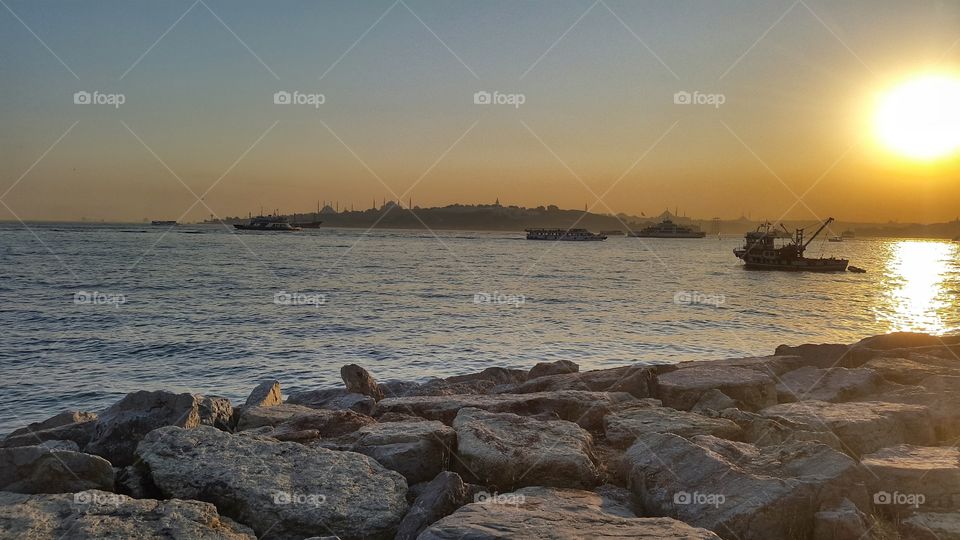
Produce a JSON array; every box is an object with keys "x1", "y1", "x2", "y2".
[{"x1": 874, "y1": 74, "x2": 960, "y2": 160}]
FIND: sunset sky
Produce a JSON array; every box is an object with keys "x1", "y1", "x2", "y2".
[{"x1": 1, "y1": 0, "x2": 959, "y2": 223}]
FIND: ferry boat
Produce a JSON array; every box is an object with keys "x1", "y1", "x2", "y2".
[
  {"x1": 734, "y1": 218, "x2": 848, "y2": 272},
  {"x1": 600, "y1": 230, "x2": 625, "y2": 236},
  {"x1": 234, "y1": 215, "x2": 301, "y2": 231},
  {"x1": 525, "y1": 228, "x2": 607, "y2": 241},
  {"x1": 151, "y1": 220, "x2": 176, "y2": 226},
  {"x1": 828, "y1": 236, "x2": 843, "y2": 242},
  {"x1": 628, "y1": 219, "x2": 706, "y2": 238}
]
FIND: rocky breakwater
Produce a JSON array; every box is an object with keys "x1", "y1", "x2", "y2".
[{"x1": 2, "y1": 333, "x2": 960, "y2": 539}]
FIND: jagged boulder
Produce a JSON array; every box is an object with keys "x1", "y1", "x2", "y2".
[
  {"x1": 286, "y1": 388, "x2": 376, "y2": 415},
  {"x1": 902, "y1": 512, "x2": 960, "y2": 539},
  {"x1": 314, "y1": 420, "x2": 456, "y2": 483},
  {"x1": 760, "y1": 400, "x2": 936, "y2": 457},
  {"x1": 418, "y1": 486, "x2": 720, "y2": 539},
  {"x1": 395, "y1": 472, "x2": 472, "y2": 540},
  {"x1": 136, "y1": 426, "x2": 408, "y2": 540},
  {"x1": 603, "y1": 405, "x2": 742, "y2": 448},
  {"x1": 236, "y1": 403, "x2": 374, "y2": 438},
  {"x1": 494, "y1": 365, "x2": 657, "y2": 398},
  {"x1": 528, "y1": 359, "x2": 579, "y2": 380},
  {"x1": 656, "y1": 366, "x2": 777, "y2": 411},
  {"x1": 813, "y1": 498, "x2": 869, "y2": 540},
  {"x1": 0, "y1": 490, "x2": 255, "y2": 539},
  {"x1": 624, "y1": 433, "x2": 866, "y2": 539},
  {"x1": 861, "y1": 444, "x2": 960, "y2": 514},
  {"x1": 84, "y1": 390, "x2": 233, "y2": 466},
  {"x1": 375, "y1": 390, "x2": 636, "y2": 430},
  {"x1": 3, "y1": 411, "x2": 98, "y2": 449},
  {"x1": 453, "y1": 408, "x2": 598, "y2": 490},
  {"x1": 342, "y1": 364, "x2": 385, "y2": 401},
  {"x1": 691, "y1": 389, "x2": 737, "y2": 413},
  {"x1": 776, "y1": 366, "x2": 882, "y2": 403},
  {"x1": 244, "y1": 380, "x2": 282, "y2": 407},
  {"x1": 0, "y1": 446, "x2": 114, "y2": 494}
]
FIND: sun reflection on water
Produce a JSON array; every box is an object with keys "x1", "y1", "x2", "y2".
[{"x1": 879, "y1": 240, "x2": 959, "y2": 334}]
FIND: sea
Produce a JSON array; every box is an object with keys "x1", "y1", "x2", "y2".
[{"x1": 1, "y1": 223, "x2": 958, "y2": 434}]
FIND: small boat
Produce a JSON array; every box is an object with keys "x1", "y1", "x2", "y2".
[
  {"x1": 525, "y1": 228, "x2": 606, "y2": 241},
  {"x1": 600, "y1": 230, "x2": 624, "y2": 236},
  {"x1": 151, "y1": 220, "x2": 177, "y2": 226},
  {"x1": 733, "y1": 218, "x2": 849, "y2": 272},
  {"x1": 848, "y1": 266, "x2": 866, "y2": 273},
  {"x1": 828, "y1": 236, "x2": 843, "y2": 242},
  {"x1": 234, "y1": 215, "x2": 301, "y2": 231},
  {"x1": 628, "y1": 219, "x2": 706, "y2": 238}
]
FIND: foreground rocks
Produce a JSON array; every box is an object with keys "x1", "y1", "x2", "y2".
[
  {"x1": 453, "y1": 408, "x2": 599, "y2": 490},
  {"x1": 603, "y1": 404, "x2": 742, "y2": 448},
  {"x1": 0, "y1": 490, "x2": 255, "y2": 539},
  {"x1": 136, "y1": 426, "x2": 408, "y2": 539},
  {"x1": 0, "y1": 445, "x2": 114, "y2": 494},
  {"x1": 419, "y1": 486, "x2": 720, "y2": 539}
]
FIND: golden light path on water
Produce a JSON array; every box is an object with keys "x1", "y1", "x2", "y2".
[{"x1": 878, "y1": 240, "x2": 959, "y2": 335}]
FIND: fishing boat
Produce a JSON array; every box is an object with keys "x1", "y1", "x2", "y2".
[
  {"x1": 525, "y1": 228, "x2": 606, "y2": 241},
  {"x1": 234, "y1": 215, "x2": 301, "y2": 231},
  {"x1": 734, "y1": 218, "x2": 849, "y2": 271},
  {"x1": 628, "y1": 218, "x2": 706, "y2": 238},
  {"x1": 151, "y1": 220, "x2": 176, "y2": 226}
]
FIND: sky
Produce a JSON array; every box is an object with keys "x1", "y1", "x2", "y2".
[{"x1": 0, "y1": 0, "x2": 958, "y2": 223}]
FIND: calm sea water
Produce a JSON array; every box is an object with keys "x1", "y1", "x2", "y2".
[{"x1": 1, "y1": 223, "x2": 958, "y2": 434}]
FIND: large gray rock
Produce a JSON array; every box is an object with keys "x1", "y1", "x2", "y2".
[
  {"x1": 445, "y1": 367, "x2": 528, "y2": 386},
  {"x1": 719, "y1": 408, "x2": 843, "y2": 449},
  {"x1": 864, "y1": 355, "x2": 957, "y2": 385},
  {"x1": 813, "y1": 498, "x2": 869, "y2": 540},
  {"x1": 902, "y1": 512, "x2": 960, "y2": 539},
  {"x1": 244, "y1": 379, "x2": 282, "y2": 407},
  {"x1": 418, "y1": 486, "x2": 720, "y2": 539},
  {"x1": 136, "y1": 425, "x2": 408, "y2": 540},
  {"x1": 603, "y1": 405, "x2": 742, "y2": 448},
  {"x1": 314, "y1": 420, "x2": 456, "y2": 483},
  {"x1": 0, "y1": 490, "x2": 255, "y2": 539},
  {"x1": 655, "y1": 366, "x2": 776, "y2": 411},
  {"x1": 85, "y1": 390, "x2": 233, "y2": 466},
  {"x1": 861, "y1": 444, "x2": 960, "y2": 515},
  {"x1": 528, "y1": 359, "x2": 579, "y2": 380},
  {"x1": 375, "y1": 390, "x2": 637, "y2": 430},
  {"x1": 495, "y1": 365, "x2": 656, "y2": 398},
  {"x1": 0, "y1": 446, "x2": 114, "y2": 493},
  {"x1": 2, "y1": 411, "x2": 99, "y2": 449},
  {"x1": 453, "y1": 407, "x2": 598, "y2": 490},
  {"x1": 774, "y1": 343, "x2": 856, "y2": 369},
  {"x1": 760, "y1": 400, "x2": 936, "y2": 457},
  {"x1": 874, "y1": 375, "x2": 960, "y2": 441},
  {"x1": 624, "y1": 433, "x2": 866, "y2": 540},
  {"x1": 286, "y1": 387, "x2": 376, "y2": 415},
  {"x1": 395, "y1": 471, "x2": 471, "y2": 540},
  {"x1": 342, "y1": 364, "x2": 385, "y2": 401},
  {"x1": 776, "y1": 366, "x2": 882, "y2": 403},
  {"x1": 236, "y1": 403, "x2": 374, "y2": 438}
]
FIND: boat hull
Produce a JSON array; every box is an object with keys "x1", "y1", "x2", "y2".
[
  {"x1": 628, "y1": 232, "x2": 706, "y2": 238},
  {"x1": 234, "y1": 224, "x2": 301, "y2": 231},
  {"x1": 526, "y1": 236, "x2": 606, "y2": 241},
  {"x1": 738, "y1": 257, "x2": 849, "y2": 272}
]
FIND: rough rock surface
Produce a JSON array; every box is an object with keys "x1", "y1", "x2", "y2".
[
  {"x1": 136, "y1": 426, "x2": 408, "y2": 540},
  {"x1": 395, "y1": 471, "x2": 471, "y2": 540},
  {"x1": 244, "y1": 379, "x2": 282, "y2": 407},
  {"x1": 902, "y1": 512, "x2": 960, "y2": 540},
  {"x1": 861, "y1": 444, "x2": 960, "y2": 513},
  {"x1": 2, "y1": 411, "x2": 99, "y2": 449},
  {"x1": 6, "y1": 411, "x2": 98, "y2": 439},
  {"x1": 776, "y1": 366, "x2": 882, "y2": 403},
  {"x1": 0, "y1": 490, "x2": 255, "y2": 539},
  {"x1": 624, "y1": 433, "x2": 865, "y2": 539},
  {"x1": 236, "y1": 403, "x2": 374, "y2": 437},
  {"x1": 375, "y1": 390, "x2": 636, "y2": 430},
  {"x1": 445, "y1": 367, "x2": 528, "y2": 386},
  {"x1": 342, "y1": 363, "x2": 385, "y2": 401},
  {"x1": 656, "y1": 366, "x2": 777, "y2": 411},
  {"x1": 495, "y1": 365, "x2": 656, "y2": 398},
  {"x1": 453, "y1": 407, "x2": 598, "y2": 490},
  {"x1": 760, "y1": 400, "x2": 935, "y2": 456},
  {"x1": 813, "y1": 498, "x2": 869, "y2": 540},
  {"x1": 286, "y1": 387, "x2": 376, "y2": 414},
  {"x1": 876, "y1": 375, "x2": 960, "y2": 440},
  {"x1": 691, "y1": 389, "x2": 737, "y2": 413},
  {"x1": 720, "y1": 408, "x2": 843, "y2": 449},
  {"x1": 418, "y1": 486, "x2": 721, "y2": 539},
  {"x1": 0, "y1": 445, "x2": 114, "y2": 494},
  {"x1": 603, "y1": 405, "x2": 742, "y2": 448},
  {"x1": 314, "y1": 420, "x2": 456, "y2": 483},
  {"x1": 85, "y1": 390, "x2": 233, "y2": 466},
  {"x1": 528, "y1": 359, "x2": 579, "y2": 380}
]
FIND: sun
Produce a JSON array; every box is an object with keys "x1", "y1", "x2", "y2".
[{"x1": 874, "y1": 74, "x2": 960, "y2": 160}]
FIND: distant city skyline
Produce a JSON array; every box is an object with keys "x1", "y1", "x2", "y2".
[{"x1": 1, "y1": 1, "x2": 959, "y2": 223}]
